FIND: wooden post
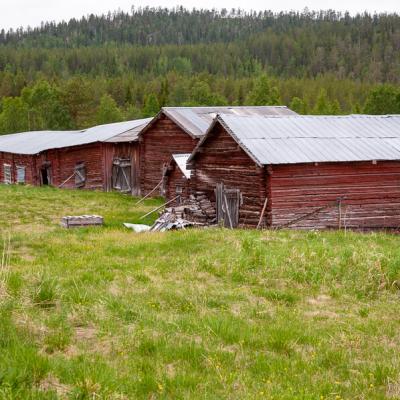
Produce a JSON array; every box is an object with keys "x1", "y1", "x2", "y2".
[
  {"x1": 136, "y1": 177, "x2": 163, "y2": 205},
  {"x1": 223, "y1": 194, "x2": 233, "y2": 229},
  {"x1": 139, "y1": 195, "x2": 180, "y2": 220},
  {"x1": 58, "y1": 171, "x2": 76, "y2": 188},
  {"x1": 257, "y1": 197, "x2": 268, "y2": 230}
]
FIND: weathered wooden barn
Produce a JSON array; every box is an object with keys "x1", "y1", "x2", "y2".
[
  {"x1": 187, "y1": 114, "x2": 400, "y2": 229},
  {"x1": 138, "y1": 106, "x2": 297, "y2": 196},
  {"x1": 164, "y1": 153, "x2": 191, "y2": 204},
  {"x1": 0, "y1": 118, "x2": 151, "y2": 194}
]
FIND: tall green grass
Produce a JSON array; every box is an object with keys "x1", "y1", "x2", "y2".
[{"x1": 0, "y1": 185, "x2": 400, "y2": 399}]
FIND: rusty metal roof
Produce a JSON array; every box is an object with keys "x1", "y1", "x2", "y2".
[
  {"x1": 0, "y1": 118, "x2": 152, "y2": 155},
  {"x1": 191, "y1": 114, "x2": 400, "y2": 166},
  {"x1": 161, "y1": 106, "x2": 298, "y2": 138}
]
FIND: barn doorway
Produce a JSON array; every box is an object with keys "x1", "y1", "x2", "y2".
[
  {"x1": 40, "y1": 164, "x2": 51, "y2": 185},
  {"x1": 215, "y1": 183, "x2": 241, "y2": 228},
  {"x1": 112, "y1": 158, "x2": 132, "y2": 193}
]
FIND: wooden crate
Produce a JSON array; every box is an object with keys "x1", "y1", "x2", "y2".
[{"x1": 61, "y1": 215, "x2": 104, "y2": 228}]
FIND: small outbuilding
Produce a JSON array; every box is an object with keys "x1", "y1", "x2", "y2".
[
  {"x1": 164, "y1": 153, "x2": 191, "y2": 204},
  {"x1": 188, "y1": 114, "x2": 400, "y2": 229},
  {"x1": 138, "y1": 106, "x2": 297, "y2": 196},
  {"x1": 0, "y1": 118, "x2": 151, "y2": 195}
]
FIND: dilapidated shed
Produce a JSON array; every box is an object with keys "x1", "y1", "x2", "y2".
[
  {"x1": 138, "y1": 106, "x2": 297, "y2": 196},
  {"x1": 188, "y1": 114, "x2": 400, "y2": 230},
  {"x1": 0, "y1": 118, "x2": 151, "y2": 194},
  {"x1": 164, "y1": 153, "x2": 192, "y2": 204}
]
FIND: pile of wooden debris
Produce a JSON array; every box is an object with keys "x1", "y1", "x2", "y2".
[
  {"x1": 151, "y1": 192, "x2": 217, "y2": 232},
  {"x1": 150, "y1": 212, "x2": 197, "y2": 232},
  {"x1": 179, "y1": 192, "x2": 216, "y2": 224},
  {"x1": 130, "y1": 192, "x2": 217, "y2": 232}
]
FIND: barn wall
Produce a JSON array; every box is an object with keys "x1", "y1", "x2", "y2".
[
  {"x1": 191, "y1": 124, "x2": 266, "y2": 227},
  {"x1": 139, "y1": 114, "x2": 198, "y2": 196},
  {"x1": 102, "y1": 142, "x2": 140, "y2": 195},
  {"x1": 165, "y1": 162, "x2": 190, "y2": 205},
  {"x1": 44, "y1": 143, "x2": 104, "y2": 190},
  {"x1": 0, "y1": 152, "x2": 37, "y2": 185},
  {"x1": 269, "y1": 161, "x2": 400, "y2": 229}
]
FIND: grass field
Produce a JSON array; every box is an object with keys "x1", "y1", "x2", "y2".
[{"x1": 1, "y1": 185, "x2": 400, "y2": 399}]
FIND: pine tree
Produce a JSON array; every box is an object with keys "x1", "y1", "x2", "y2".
[
  {"x1": 0, "y1": 97, "x2": 29, "y2": 134},
  {"x1": 142, "y1": 94, "x2": 160, "y2": 117},
  {"x1": 312, "y1": 89, "x2": 331, "y2": 115},
  {"x1": 363, "y1": 85, "x2": 400, "y2": 115},
  {"x1": 95, "y1": 94, "x2": 123, "y2": 125},
  {"x1": 246, "y1": 74, "x2": 280, "y2": 106},
  {"x1": 289, "y1": 97, "x2": 308, "y2": 114}
]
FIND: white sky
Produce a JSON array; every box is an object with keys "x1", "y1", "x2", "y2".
[{"x1": 1, "y1": 0, "x2": 399, "y2": 30}]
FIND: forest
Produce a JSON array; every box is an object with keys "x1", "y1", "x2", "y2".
[{"x1": 0, "y1": 8, "x2": 400, "y2": 133}]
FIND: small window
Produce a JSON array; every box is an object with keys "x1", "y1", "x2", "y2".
[
  {"x1": 75, "y1": 162, "x2": 86, "y2": 188},
  {"x1": 175, "y1": 185, "x2": 183, "y2": 194},
  {"x1": 16, "y1": 166, "x2": 26, "y2": 184},
  {"x1": 3, "y1": 164, "x2": 12, "y2": 184}
]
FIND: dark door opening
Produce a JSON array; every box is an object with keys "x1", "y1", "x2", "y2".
[{"x1": 40, "y1": 165, "x2": 51, "y2": 185}]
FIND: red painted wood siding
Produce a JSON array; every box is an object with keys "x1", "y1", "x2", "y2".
[
  {"x1": 140, "y1": 114, "x2": 198, "y2": 196},
  {"x1": 269, "y1": 162, "x2": 400, "y2": 229},
  {"x1": 45, "y1": 143, "x2": 104, "y2": 189},
  {"x1": 0, "y1": 152, "x2": 36, "y2": 185},
  {"x1": 191, "y1": 124, "x2": 266, "y2": 227}
]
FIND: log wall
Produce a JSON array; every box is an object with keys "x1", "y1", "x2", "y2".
[
  {"x1": 269, "y1": 161, "x2": 400, "y2": 229},
  {"x1": 139, "y1": 114, "x2": 198, "y2": 196},
  {"x1": 45, "y1": 143, "x2": 104, "y2": 189},
  {"x1": 191, "y1": 124, "x2": 266, "y2": 227},
  {"x1": 165, "y1": 161, "x2": 191, "y2": 205}
]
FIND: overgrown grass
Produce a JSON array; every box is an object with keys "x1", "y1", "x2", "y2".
[{"x1": 1, "y1": 184, "x2": 400, "y2": 399}]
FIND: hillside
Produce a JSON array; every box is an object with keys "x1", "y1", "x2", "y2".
[
  {"x1": 1, "y1": 185, "x2": 400, "y2": 398},
  {"x1": 1, "y1": 8, "x2": 400, "y2": 134}
]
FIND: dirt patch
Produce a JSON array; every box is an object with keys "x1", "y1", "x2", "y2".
[
  {"x1": 307, "y1": 294, "x2": 331, "y2": 306},
  {"x1": 387, "y1": 378, "x2": 400, "y2": 398},
  {"x1": 39, "y1": 374, "x2": 71, "y2": 398},
  {"x1": 166, "y1": 363, "x2": 176, "y2": 378},
  {"x1": 108, "y1": 281, "x2": 122, "y2": 296},
  {"x1": 75, "y1": 326, "x2": 97, "y2": 341},
  {"x1": 304, "y1": 310, "x2": 338, "y2": 319}
]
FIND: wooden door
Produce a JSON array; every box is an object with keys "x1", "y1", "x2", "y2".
[
  {"x1": 215, "y1": 183, "x2": 241, "y2": 228},
  {"x1": 112, "y1": 158, "x2": 132, "y2": 193}
]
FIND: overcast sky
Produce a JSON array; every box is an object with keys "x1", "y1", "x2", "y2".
[{"x1": 1, "y1": 0, "x2": 399, "y2": 30}]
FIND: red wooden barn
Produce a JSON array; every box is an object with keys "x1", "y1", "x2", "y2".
[
  {"x1": 138, "y1": 106, "x2": 297, "y2": 196},
  {"x1": 0, "y1": 119, "x2": 151, "y2": 194},
  {"x1": 187, "y1": 114, "x2": 400, "y2": 229},
  {"x1": 164, "y1": 153, "x2": 192, "y2": 204}
]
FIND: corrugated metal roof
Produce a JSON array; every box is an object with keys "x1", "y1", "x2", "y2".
[
  {"x1": 196, "y1": 114, "x2": 400, "y2": 165},
  {"x1": 0, "y1": 118, "x2": 152, "y2": 155},
  {"x1": 172, "y1": 153, "x2": 191, "y2": 179},
  {"x1": 162, "y1": 106, "x2": 297, "y2": 138}
]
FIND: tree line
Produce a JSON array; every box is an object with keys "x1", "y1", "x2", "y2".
[
  {"x1": 1, "y1": 74, "x2": 399, "y2": 134},
  {"x1": 0, "y1": 8, "x2": 400, "y2": 133}
]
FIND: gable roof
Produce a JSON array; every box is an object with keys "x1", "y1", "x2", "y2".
[
  {"x1": 189, "y1": 114, "x2": 400, "y2": 166},
  {"x1": 171, "y1": 153, "x2": 191, "y2": 179},
  {"x1": 0, "y1": 118, "x2": 152, "y2": 155},
  {"x1": 140, "y1": 106, "x2": 297, "y2": 139}
]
